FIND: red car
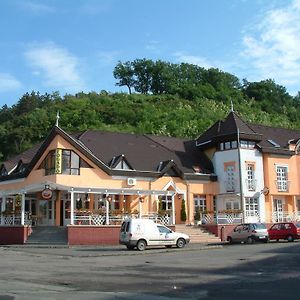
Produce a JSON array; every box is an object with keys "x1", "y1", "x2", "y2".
[{"x1": 268, "y1": 222, "x2": 300, "y2": 242}]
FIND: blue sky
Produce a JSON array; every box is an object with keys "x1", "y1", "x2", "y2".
[{"x1": 0, "y1": 0, "x2": 299, "y2": 107}]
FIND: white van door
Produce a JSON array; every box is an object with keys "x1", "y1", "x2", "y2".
[{"x1": 157, "y1": 225, "x2": 175, "y2": 245}]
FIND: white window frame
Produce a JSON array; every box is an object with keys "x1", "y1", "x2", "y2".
[
  {"x1": 276, "y1": 165, "x2": 288, "y2": 192},
  {"x1": 245, "y1": 197, "x2": 259, "y2": 217},
  {"x1": 194, "y1": 195, "x2": 207, "y2": 212}
]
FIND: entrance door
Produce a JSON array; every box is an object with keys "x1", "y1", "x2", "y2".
[
  {"x1": 63, "y1": 199, "x2": 71, "y2": 226},
  {"x1": 38, "y1": 200, "x2": 54, "y2": 225},
  {"x1": 273, "y1": 199, "x2": 284, "y2": 222}
]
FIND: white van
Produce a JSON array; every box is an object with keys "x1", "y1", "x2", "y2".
[{"x1": 119, "y1": 218, "x2": 190, "y2": 251}]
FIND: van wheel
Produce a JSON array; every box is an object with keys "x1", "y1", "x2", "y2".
[
  {"x1": 176, "y1": 238, "x2": 186, "y2": 248},
  {"x1": 126, "y1": 245, "x2": 135, "y2": 250},
  {"x1": 137, "y1": 239, "x2": 147, "y2": 251},
  {"x1": 287, "y1": 235, "x2": 294, "y2": 242}
]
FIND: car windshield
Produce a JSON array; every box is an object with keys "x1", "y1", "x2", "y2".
[{"x1": 252, "y1": 223, "x2": 266, "y2": 230}]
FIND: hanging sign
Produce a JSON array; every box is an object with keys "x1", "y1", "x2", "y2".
[{"x1": 42, "y1": 188, "x2": 53, "y2": 200}]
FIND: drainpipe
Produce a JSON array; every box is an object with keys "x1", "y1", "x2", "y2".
[{"x1": 237, "y1": 128, "x2": 245, "y2": 223}]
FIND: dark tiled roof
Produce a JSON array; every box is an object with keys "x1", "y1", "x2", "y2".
[
  {"x1": 196, "y1": 111, "x2": 300, "y2": 155},
  {"x1": 76, "y1": 131, "x2": 214, "y2": 174},
  {"x1": 1, "y1": 128, "x2": 215, "y2": 181},
  {"x1": 196, "y1": 111, "x2": 262, "y2": 146},
  {"x1": 250, "y1": 124, "x2": 300, "y2": 153}
]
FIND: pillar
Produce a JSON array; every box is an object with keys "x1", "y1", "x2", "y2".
[
  {"x1": 21, "y1": 193, "x2": 25, "y2": 225},
  {"x1": 55, "y1": 190, "x2": 61, "y2": 226},
  {"x1": 1, "y1": 196, "x2": 6, "y2": 225},
  {"x1": 70, "y1": 190, "x2": 74, "y2": 225}
]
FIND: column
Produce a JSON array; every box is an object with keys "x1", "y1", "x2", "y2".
[
  {"x1": 172, "y1": 195, "x2": 175, "y2": 225},
  {"x1": 106, "y1": 199, "x2": 110, "y2": 225},
  {"x1": 55, "y1": 191, "x2": 61, "y2": 226},
  {"x1": 70, "y1": 190, "x2": 74, "y2": 225},
  {"x1": 21, "y1": 193, "x2": 25, "y2": 226}
]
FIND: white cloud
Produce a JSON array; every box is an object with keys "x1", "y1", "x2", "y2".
[
  {"x1": 242, "y1": 0, "x2": 300, "y2": 87},
  {"x1": 173, "y1": 51, "x2": 215, "y2": 69},
  {"x1": 0, "y1": 73, "x2": 22, "y2": 92},
  {"x1": 25, "y1": 43, "x2": 86, "y2": 92}
]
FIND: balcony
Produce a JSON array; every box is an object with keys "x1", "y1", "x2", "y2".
[
  {"x1": 245, "y1": 179, "x2": 257, "y2": 191},
  {"x1": 275, "y1": 180, "x2": 291, "y2": 192}
]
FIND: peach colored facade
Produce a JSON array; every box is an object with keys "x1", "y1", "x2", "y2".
[
  {"x1": 263, "y1": 152, "x2": 300, "y2": 222},
  {"x1": 0, "y1": 131, "x2": 218, "y2": 238}
]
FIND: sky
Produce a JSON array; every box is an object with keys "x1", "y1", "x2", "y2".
[{"x1": 0, "y1": 0, "x2": 300, "y2": 107}]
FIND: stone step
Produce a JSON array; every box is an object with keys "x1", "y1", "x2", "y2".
[
  {"x1": 175, "y1": 225, "x2": 221, "y2": 244},
  {"x1": 26, "y1": 226, "x2": 68, "y2": 245}
]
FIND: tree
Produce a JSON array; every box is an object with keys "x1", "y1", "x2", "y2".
[
  {"x1": 113, "y1": 61, "x2": 135, "y2": 94},
  {"x1": 180, "y1": 199, "x2": 187, "y2": 222},
  {"x1": 132, "y1": 58, "x2": 154, "y2": 94}
]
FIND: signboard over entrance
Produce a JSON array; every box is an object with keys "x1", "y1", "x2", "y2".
[{"x1": 41, "y1": 188, "x2": 53, "y2": 200}]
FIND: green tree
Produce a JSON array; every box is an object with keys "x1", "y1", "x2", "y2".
[{"x1": 113, "y1": 61, "x2": 135, "y2": 94}]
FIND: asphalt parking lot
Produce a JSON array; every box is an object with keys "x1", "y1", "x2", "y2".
[{"x1": 1, "y1": 241, "x2": 300, "y2": 300}]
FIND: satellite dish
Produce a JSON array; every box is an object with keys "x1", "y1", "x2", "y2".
[{"x1": 261, "y1": 187, "x2": 269, "y2": 195}]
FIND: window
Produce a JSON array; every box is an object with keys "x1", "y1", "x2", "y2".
[
  {"x1": 240, "y1": 140, "x2": 256, "y2": 149},
  {"x1": 219, "y1": 141, "x2": 237, "y2": 151},
  {"x1": 161, "y1": 195, "x2": 172, "y2": 211},
  {"x1": 157, "y1": 225, "x2": 172, "y2": 234},
  {"x1": 194, "y1": 195, "x2": 207, "y2": 211},
  {"x1": 276, "y1": 166, "x2": 288, "y2": 191},
  {"x1": 114, "y1": 160, "x2": 131, "y2": 170},
  {"x1": 225, "y1": 200, "x2": 240, "y2": 211},
  {"x1": 42, "y1": 149, "x2": 81, "y2": 175},
  {"x1": 246, "y1": 164, "x2": 256, "y2": 191},
  {"x1": 268, "y1": 139, "x2": 280, "y2": 148},
  {"x1": 245, "y1": 197, "x2": 259, "y2": 217},
  {"x1": 226, "y1": 165, "x2": 235, "y2": 192}
]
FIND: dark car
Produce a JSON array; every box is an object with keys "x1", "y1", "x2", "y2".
[
  {"x1": 268, "y1": 222, "x2": 300, "y2": 242},
  {"x1": 227, "y1": 223, "x2": 269, "y2": 244}
]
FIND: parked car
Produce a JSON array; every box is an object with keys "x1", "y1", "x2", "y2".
[
  {"x1": 268, "y1": 222, "x2": 300, "y2": 242},
  {"x1": 227, "y1": 223, "x2": 269, "y2": 244},
  {"x1": 119, "y1": 218, "x2": 190, "y2": 251}
]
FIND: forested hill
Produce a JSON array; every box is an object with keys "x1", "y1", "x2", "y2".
[{"x1": 1, "y1": 59, "x2": 300, "y2": 162}]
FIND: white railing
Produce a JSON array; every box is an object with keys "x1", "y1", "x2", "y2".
[
  {"x1": 73, "y1": 212, "x2": 173, "y2": 226},
  {"x1": 0, "y1": 213, "x2": 31, "y2": 226},
  {"x1": 200, "y1": 212, "x2": 243, "y2": 225},
  {"x1": 270, "y1": 211, "x2": 300, "y2": 223}
]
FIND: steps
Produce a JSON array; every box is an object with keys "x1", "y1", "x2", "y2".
[
  {"x1": 26, "y1": 226, "x2": 68, "y2": 245},
  {"x1": 175, "y1": 224, "x2": 221, "y2": 244}
]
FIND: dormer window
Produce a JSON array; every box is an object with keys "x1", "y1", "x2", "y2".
[
  {"x1": 267, "y1": 139, "x2": 280, "y2": 148},
  {"x1": 110, "y1": 155, "x2": 133, "y2": 170},
  {"x1": 114, "y1": 160, "x2": 131, "y2": 170}
]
